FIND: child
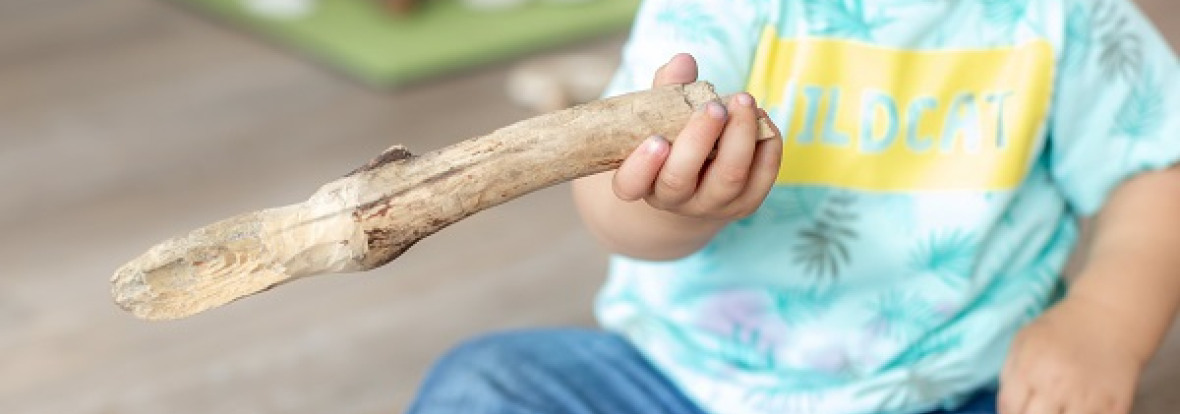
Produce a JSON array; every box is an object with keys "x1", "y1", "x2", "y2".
[{"x1": 409, "y1": 1, "x2": 1180, "y2": 413}]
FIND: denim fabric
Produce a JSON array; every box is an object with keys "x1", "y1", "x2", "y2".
[{"x1": 407, "y1": 329, "x2": 997, "y2": 414}]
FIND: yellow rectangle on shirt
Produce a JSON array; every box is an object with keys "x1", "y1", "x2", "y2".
[{"x1": 746, "y1": 27, "x2": 1053, "y2": 191}]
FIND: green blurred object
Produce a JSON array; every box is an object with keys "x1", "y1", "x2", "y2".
[{"x1": 178, "y1": 0, "x2": 640, "y2": 86}]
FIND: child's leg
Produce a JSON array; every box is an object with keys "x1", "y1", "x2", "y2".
[{"x1": 408, "y1": 328, "x2": 707, "y2": 414}]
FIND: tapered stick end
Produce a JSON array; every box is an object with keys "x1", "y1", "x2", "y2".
[{"x1": 112, "y1": 209, "x2": 286, "y2": 320}]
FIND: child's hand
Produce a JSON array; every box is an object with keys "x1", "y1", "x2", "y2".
[
  {"x1": 611, "y1": 54, "x2": 783, "y2": 222},
  {"x1": 999, "y1": 295, "x2": 1144, "y2": 414}
]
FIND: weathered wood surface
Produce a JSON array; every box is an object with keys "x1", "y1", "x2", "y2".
[
  {"x1": 111, "y1": 81, "x2": 775, "y2": 320},
  {"x1": 0, "y1": 0, "x2": 1177, "y2": 413},
  {"x1": 0, "y1": 1, "x2": 609, "y2": 412}
]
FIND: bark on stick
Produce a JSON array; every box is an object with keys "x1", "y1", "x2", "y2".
[{"x1": 111, "y1": 81, "x2": 776, "y2": 320}]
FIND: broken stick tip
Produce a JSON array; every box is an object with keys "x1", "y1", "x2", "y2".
[
  {"x1": 111, "y1": 263, "x2": 186, "y2": 321},
  {"x1": 111, "y1": 203, "x2": 353, "y2": 320}
]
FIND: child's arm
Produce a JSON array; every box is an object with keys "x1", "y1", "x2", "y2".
[
  {"x1": 1070, "y1": 166, "x2": 1180, "y2": 363},
  {"x1": 1001, "y1": 166, "x2": 1180, "y2": 414},
  {"x1": 998, "y1": 0, "x2": 1180, "y2": 411},
  {"x1": 572, "y1": 54, "x2": 783, "y2": 260}
]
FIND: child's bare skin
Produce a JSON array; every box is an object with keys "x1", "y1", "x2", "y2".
[
  {"x1": 1001, "y1": 167, "x2": 1180, "y2": 414},
  {"x1": 573, "y1": 54, "x2": 784, "y2": 261}
]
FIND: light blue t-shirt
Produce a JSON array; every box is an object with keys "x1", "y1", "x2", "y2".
[{"x1": 595, "y1": 1, "x2": 1180, "y2": 413}]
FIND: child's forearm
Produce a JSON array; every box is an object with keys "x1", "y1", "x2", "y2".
[
  {"x1": 1068, "y1": 165, "x2": 1180, "y2": 365},
  {"x1": 572, "y1": 173, "x2": 727, "y2": 261}
]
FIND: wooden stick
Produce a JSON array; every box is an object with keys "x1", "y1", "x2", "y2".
[{"x1": 111, "y1": 81, "x2": 777, "y2": 320}]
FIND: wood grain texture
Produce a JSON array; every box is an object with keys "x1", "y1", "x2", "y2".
[
  {"x1": 0, "y1": 1, "x2": 608, "y2": 412},
  {"x1": 1, "y1": 0, "x2": 1177, "y2": 413},
  {"x1": 111, "y1": 81, "x2": 776, "y2": 320}
]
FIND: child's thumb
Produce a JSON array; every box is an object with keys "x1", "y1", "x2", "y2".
[{"x1": 652, "y1": 53, "x2": 699, "y2": 87}]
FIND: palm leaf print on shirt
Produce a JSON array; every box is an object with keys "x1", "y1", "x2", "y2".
[
  {"x1": 1061, "y1": 1, "x2": 1093, "y2": 71},
  {"x1": 864, "y1": 290, "x2": 942, "y2": 340},
  {"x1": 887, "y1": 330, "x2": 966, "y2": 369},
  {"x1": 1114, "y1": 66, "x2": 1165, "y2": 142},
  {"x1": 718, "y1": 328, "x2": 778, "y2": 372},
  {"x1": 792, "y1": 191, "x2": 858, "y2": 280},
  {"x1": 781, "y1": 187, "x2": 828, "y2": 223},
  {"x1": 1091, "y1": 0, "x2": 1144, "y2": 81},
  {"x1": 980, "y1": 0, "x2": 1028, "y2": 28},
  {"x1": 770, "y1": 288, "x2": 835, "y2": 322},
  {"x1": 803, "y1": 0, "x2": 894, "y2": 41},
  {"x1": 1021, "y1": 267, "x2": 1066, "y2": 322},
  {"x1": 910, "y1": 230, "x2": 977, "y2": 287},
  {"x1": 856, "y1": 358, "x2": 968, "y2": 408},
  {"x1": 655, "y1": 1, "x2": 725, "y2": 43}
]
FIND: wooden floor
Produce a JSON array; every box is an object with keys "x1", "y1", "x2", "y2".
[{"x1": 0, "y1": 1, "x2": 1177, "y2": 413}]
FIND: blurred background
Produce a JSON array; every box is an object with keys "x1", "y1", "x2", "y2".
[{"x1": 0, "y1": 0, "x2": 1177, "y2": 413}]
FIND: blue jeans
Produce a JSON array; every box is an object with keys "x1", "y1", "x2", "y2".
[{"x1": 408, "y1": 329, "x2": 997, "y2": 414}]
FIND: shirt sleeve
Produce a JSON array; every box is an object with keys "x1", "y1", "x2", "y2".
[
  {"x1": 601, "y1": 0, "x2": 770, "y2": 99},
  {"x1": 1048, "y1": 0, "x2": 1180, "y2": 215}
]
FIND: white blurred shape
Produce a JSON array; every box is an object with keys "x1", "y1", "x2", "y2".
[{"x1": 243, "y1": 0, "x2": 317, "y2": 20}]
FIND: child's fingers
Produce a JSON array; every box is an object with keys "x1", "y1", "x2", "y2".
[
  {"x1": 1110, "y1": 395, "x2": 1133, "y2": 414},
  {"x1": 613, "y1": 136, "x2": 670, "y2": 201},
  {"x1": 999, "y1": 350, "x2": 1031, "y2": 414},
  {"x1": 697, "y1": 93, "x2": 760, "y2": 208},
  {"x1": 998, "y1": 381, "x2": 1032, "y2": 414},
  {"x1": 1067, "y1": 387, "x2": 1118, "y2": 414},
  {"x1": 728, "y1": 130, "x2": 781, "y2": 215},
  {"x1": 652, "y1": 53, "x2": 699, "y2": 88},
  {"x1": 1023, "y1": 395, "x2": 1061, "y2": 414},
  {"x1": 651, "y1": 101, "x2": 728, "y2": 207}
]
